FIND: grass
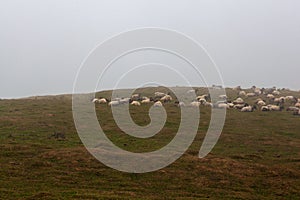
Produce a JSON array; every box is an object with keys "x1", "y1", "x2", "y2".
[{"x1": 0, "y1": 87, "x2": 300, "y2": 199}]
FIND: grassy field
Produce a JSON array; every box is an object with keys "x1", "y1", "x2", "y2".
[{"x1": 0, "y1": 87, "x2": 300, "y2": 199}]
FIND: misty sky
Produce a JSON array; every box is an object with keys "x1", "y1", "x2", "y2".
[{"x1": 1, "y1": 0, "x2": 300, "y2": 99}]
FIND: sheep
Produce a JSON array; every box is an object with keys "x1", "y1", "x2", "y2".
[
  {"x1": 187, "y1": 89, "x2": 195, "y2": 94},
  {"x1": 257, "y1": 100, "x2": 266, "y2": 106},
  {"x1": 160, "y1": 95, "x2": 172, "y2": 102},
  {"x1": 293, "y1": 109, "x2": 300, "y2": 116},
  {"x1": 234, "y1": 104, "x2": 245, "y2": 109},
  {"x1": 197, "y1": 95, "x2": 209, "y2": 101},
  {"x1": 219, "y1": 95, "x2": 228, "y2": 100},
  {"x1": 178, "y1": 102, "x2": 186, "y2": 107},
  {"x1": 286, "y1": 106, "x2": 299, "y2": 112},
  {"x1": 92, "y1": 98, "x2": 107, "y2": 104},
  {"x1": 227, "y1": 103, "x2": 235, "y2": 108},
  {"x1": 261, "y1": 106, "x2": 270, "y2": 111},
  {"x1": 141, "y1": 98, "x2": 151, "y2": 104},
  {"x1": 204, "y1": 102, "x2": 213, "y2": 107},
  {"x1": 233, "y1": 97, "x2": 244, "y2": 104},
  {"x1": 254, "y1": 88, "x2": 262, "y2": 95},
  {"x1": 119, "y1": 98, "x2": 131, "y2": 104},
  {"x1": 131, "y1": 101, "x2": 141, "y2": 106},
  {"x1": 190, "y1": 101, "x2": 201, "y2": 107},
  {"x1": 295, "y1": 102, "x2": 300, "y2": 108},
  {"x1": 238, "y1": 91, "x2": 246, "y2": 96},
  {"x1": 92, "y1": 98, "x2": 99, "y2": 103},
  {"x1": 268, "y1": 105, "x2": 283, "y2": 111},
  {"x1": 274, "y1": 97, "x2": 285, "y2": 104},
  {"x1": 153, "y1": 101, "x2": 163, "y2": 107},
  {"x1": 198, "y1": 98, "x2": 207, "y2": 105},
  {"x1": 285, "y1": 96, "x2": 295, "y2": 101},
  {"x1": 233, "y1": 86, "x2": 241, "y2": 91},
  {"x1": 217, "y1": 103, "x2": 229, "y2": 109},
  {"x1": 272, "y1": 90, "x2": 280, "y2": 95},
  {"x1": 108, "y1": 100, "x2": 120, "y2": 106},
  {"x1": 154, "y1": 92, "x2": 166, "y2": 98},
  {"x1": 241, "y1": 105, "x2": 256, "y2": 112},
  {"x1": 267, "y1": 94, "x2": 275, "y2": 99},
  {"x1": 246, "y1": 93, "x2": 256, "y2": 97}
]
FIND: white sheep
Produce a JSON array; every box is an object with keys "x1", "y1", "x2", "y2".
[
  {"x1": 233, "y1": 97, "x2": 244, "y2": 104},
  {"x1": 239, "y1": 91, "x2": 246, "y2": 96},
  {"x1": 272, "y1": 90, "x2": 280, "y2": 95},
  {"x1": 154, "y1": 92, "x2": 166, "y2": 98},
  {"x1": 190, "y1": 101, "x2": 201, "y2": 107},
  {"x1": 141, "y1": 98, "x2": 151, "y2": 104},
  {"x1": 119, "y1": 98, "x2": 131, "y2": 104},
  {"x1": 246, "y1": 93, "x2": 256, "y2": 97},
  {"x1": 178, "y1": 102, "x2": 186, "y2": 107},
  {"x1": 268, "y1": 105, "x2": 282, "y2": 111},
  {"x1": 267, "y1": 94, "x2": 275, "y2": 99},
  {"x1": 153, "y1": 101, "x2": 163, "y2": 107},
  {"x1": 261, "y1": 106, "x2": 270, "y2": 111},
  {"x1": 218, "y1": 103, "x2": 229, "y2": 109},
  {"x1": 131, "y1": 101, "x2": 141, "y2": 106},
  {"x1": 257, "y1": 100, "x2": 266, "y2": 106},
  {"x1": 295, "y1": 102, "x2": 300, "y2": 108},
  {"x1": 108, "y1": 101, "x2": 120, "y2": 106},
  {"x1": 160, "y1": 95, "x2": 172, "y2": 102},
  {"x1": 241, "y1": 105, "x2": 255, "y2": 112},
  {"x1": 198, "y1": 98, "x2": 207, "y2": 105}
]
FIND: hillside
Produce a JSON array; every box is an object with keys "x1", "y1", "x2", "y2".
[{"x1": 0, "y1": 87, "x2": 300, "y2": 199}]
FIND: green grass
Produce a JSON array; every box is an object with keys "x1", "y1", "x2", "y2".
[{"x1": 0, "y1": 87, "x2": 300, "y2": 199}]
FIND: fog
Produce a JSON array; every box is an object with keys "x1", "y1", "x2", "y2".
[{"x1": 1, "y1": 0, "x2": 299, "y2": 98}]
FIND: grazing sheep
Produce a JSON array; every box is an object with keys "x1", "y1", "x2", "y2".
[
  {"x1": 295, "y1": 102, "x2": 300, "y2": 108},
  {"x1": 119, "y1": 98, "x2": 131, "y2": 104},
  {"x1": 233, "y1": 97, "x2": 244, "y2": 104},
  {"x1": 153, "y1": 101, "x2": 163, "y2": 107},
  {"x1": 254, "y1": 88, "x2": 262, "y2": 95},
  {"x1": 227, "y1": 103, "x2": 235, "y2": 108},
  {"x1": 261, "y1": 106, "x2": 270, "y2": 111},
  {"x1": 154, "y1": 92, "x2": 166, "y2": 98},
  {"x1": 178, "y1": 102, "x2": 186, "y2": 107},
  {"x1": 217, "y1": 103, "x2": 229, "y2": 109},
  {"x1": 257, "y1": 100, "x2": 266, "y2": 106},
  {"x1": 274, "y1": 97, "x2": 285, "y2": 104},
  {"x1": 204, "y1": 102, "x2": 213, "y2": 107},
  {"x1": 238, "y1": 91, "x2": 246, "y2": 96},
  {"x1": 198, "y1": 98, "x2": 207, "y2": 105},
  {"x1": 160, "y1": 95, "x2": 172, "y2": 102},
  {"x1": 190, "y1": 101, "x2": 201, "y2": 107},
  {"x1": 108, "y1": 100, "x2": 120, "y2": 106},
  {"x1": 268, "y1": 105, "x2": 283, "y2": 111},
  {"x1": 233, "y1": 86, "x2": 241, "y2": 91},
  {"x1": 219, "y1": 95, "x2": 228, "y2": 100},
  {"x1": 187, "y1": 89, "x2": 195, "y2": 94},
  {"x1": 92, "y1": 98, "x2": 107, "y2": 104},
  {"x1": 286, "y1": 106, "x2": 299, "y2": 112},
  {"x1": 131, "y1": 101, "x2": 141, "y2": 106},
  {"x1": 241, "y1": 105, "x2": 256, "y2": 112},
  {"x1": 141, "y1": 98, "x2": 151, "y2": 104},
  {"x1": 293, "y1": 109, "x2": 300, "y2": 116},
  {"x1": 197, "y1": 94, "x2": 209, "y2": 101},
  {"x1": 272, "y1": 90, "x2": 280, "y2": 95},
  {"x1": 267, "y1": 94, "x2": 275, "y2": 99},
  {"x1": 92, "y1": 98, "x2": 99, "y2": 103},
  {"x1": 246, "y1": 93, "x2": 256, "y2": 97},
  {"x1": 234, "y1": 104, "x2": 245, "y2": 109},
  {"x1": 285, "y1": 96, "x2": 295, "y2": 101}
]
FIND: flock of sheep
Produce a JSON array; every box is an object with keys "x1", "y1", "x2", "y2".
[{"x1": 92, "y1": 86, "x2": 300, "y2": 116}]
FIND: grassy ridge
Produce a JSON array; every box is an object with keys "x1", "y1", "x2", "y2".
[{"x1": 0, "y1": 87, "x2": 300, "y2": 199}]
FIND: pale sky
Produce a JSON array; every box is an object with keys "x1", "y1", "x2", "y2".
[{"x1": 1, "y1": 0, "x2": 300, "y2": 98}]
